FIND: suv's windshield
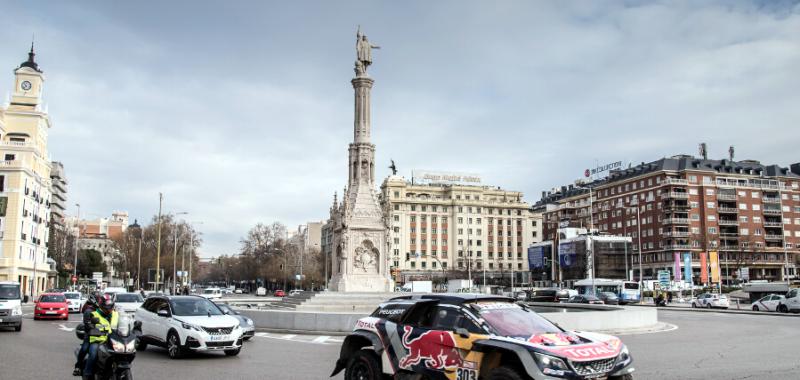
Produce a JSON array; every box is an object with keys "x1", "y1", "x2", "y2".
[
  {"x1": 217, "y1": 304, "x2": 239, "y2": 315},
  {"x1": 170, "y1": 298, "x2": 223, "y2": 316},
  {"x1": 0, "y1": 284, "x2": 20, "y2": 300},
  {"x1": 64, "y1": 293, "x2": 80, "y2": 299},
  {"x1": 39, "y1": 295, "x2": 66, "y2": 303},
  {"x1": 116, "y1": 293, "x2": 143, "y2": 303},
  {"x1": 473, "y1": 302, "x2": 561, "y2": 337}
]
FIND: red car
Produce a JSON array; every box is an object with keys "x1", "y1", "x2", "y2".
[
  {"x1": 274, "y1": 290, "x2": 286, "y2": 297},
  {"x1": 34, "y1": 293, "x2": 69, "y2": 320}
]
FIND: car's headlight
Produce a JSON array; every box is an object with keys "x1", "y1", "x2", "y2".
[
  {"x1": 245, "y1": 318, "x2": 253, "y2": 326},
  {"x1": 617, "y1": 345, "x2": 631, "y2": 364},
  {"x1": 533, "y1": 352, "x2": 569, "y2": 376},
  {"x1": 11, "y1": 306, "x2": 22, "y2": 316},
  {"x1": 181, "y1": 322, "x2": 201, "y2": 331}
]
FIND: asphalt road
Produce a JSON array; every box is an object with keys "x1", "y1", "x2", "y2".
[{"x1": 1, "y1": 307, "x2": 797, "y2": 379}]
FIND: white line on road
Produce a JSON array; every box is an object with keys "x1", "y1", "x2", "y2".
[
  {"x1": 312, "y1": 336, "x2": 330, "y2": 344},
  {"x1": 283, "y1": 334, "x2": 296, "y2": 340},
  {"x1": 58, "y1": 324, "x2": 75, "y2": 332}
]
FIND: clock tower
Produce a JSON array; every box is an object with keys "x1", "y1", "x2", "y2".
[{"x1": 10, "y1": 43, "x2": 45, "y2": 108}]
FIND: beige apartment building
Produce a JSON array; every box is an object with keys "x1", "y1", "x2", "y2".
[
  {"x1": 0, "y1": 47, "x2": 55, "y2": 296},
  {"x1": 380, "y1": 172, "x2": 540, "y2": 284}
]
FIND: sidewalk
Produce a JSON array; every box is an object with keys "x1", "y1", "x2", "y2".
[{"x1": 630, "y1": 300, "x2": 800, "y2": 317}]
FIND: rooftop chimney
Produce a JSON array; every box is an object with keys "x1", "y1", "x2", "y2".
[
  {"x1": 699, "y1": 143, "x2": 708, "y2": 160},
  {"x1": 729, "y1": 146, "x2": 735, "y2": 161}
]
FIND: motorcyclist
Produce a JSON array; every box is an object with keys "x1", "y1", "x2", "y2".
[
  {"x1": 73, "y1": 292, "x2": 102, "y2": 376},
  {"x1": 82, "y1": 296, "x2": 119, "y2": 380}
]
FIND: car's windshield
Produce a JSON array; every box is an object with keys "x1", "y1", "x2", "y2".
[
  {"x1": 39, "y1": 295, "x2": 66, "y2": 303},
  {"x1": 64, "y1": 293, "x2": 80, "y2": 300},
  {"x1": 116, "y1": 293, "x2": 143, "y2": 303},
  {"x1": 473, "y1": 302, "x2": 560, "y2": 337},
  {"x1": 170, "y1": 298, "x2": 223, "y2": 316},
  {"x1": 0, "y1": 284, "x2": 21, "y2": 300},
  {"x1": 217, "y1": 304, "x2": 239, "y2": 315}
]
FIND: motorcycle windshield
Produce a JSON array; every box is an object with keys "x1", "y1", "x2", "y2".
[{"x1": 117, "y1": 314, "x2": 131, "y2": 337}]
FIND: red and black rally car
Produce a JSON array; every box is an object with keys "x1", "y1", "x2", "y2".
[{"x1": 331, "y1": 294, "x2": 634, "y2": 380}]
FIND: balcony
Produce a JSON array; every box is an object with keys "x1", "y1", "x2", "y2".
[
  {"x1": 662, "y1": 218, "x2": 689, "y2": 225},
  {"x1": 763, "y1": 209, "x2": 782, "y2": 215},
  {"x1": 662, "y1": 192, "x2": 689, "y2": 200},
  {"x1": 718, "y1": 220, "x2": 739, "y2": 226},
  {"x1": 664, "y1": 244, "x2": 692, "y2": 250},
  {"x1": 764, "y1": 235, "x2": 784, "y2": 241},
  {"x1": 719, "y1": 232, "x2": 739, "y2": 238},
  {"x1": 663, "y1": 202, "x2": 691, "y2": 211},
  {"x1": 663, "y1": 231, "x2": 690, "y2": 238},
  {"x1": 663, "y1": 178, "x2": 689, "y2": 185},
  {"x1": 717, "y1": 193, "x2": 737, "y2": 201},
  {"x1": 763, "y1": 221, "x2": 783, "y2": 228},
  {"x1": 717, "y1": 207, "x2": 738, "y2": 214},
  {"x1": 762, "y1": 197, "x2": 781, "y2": 204}
]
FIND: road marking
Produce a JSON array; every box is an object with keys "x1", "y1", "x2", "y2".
[
  {"x1": 312, "y1": 336, "x2": 330, "y2": 343},
  {"x1": 58, "y1": 324, "x2": 75, "y2": 332},
  {"x1": 283, "y1": 334, "x2": 296, "y2": 340}
]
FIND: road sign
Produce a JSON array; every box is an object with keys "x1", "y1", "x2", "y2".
[
  {"x1": 71, "y1": 275, "x2": 77, "y2": 284},
  {"x1": 658, "y1": 270, "x2": 670, "y2": 287},
  {"x1": 92, "y1": 272, "x2": 103, "y2": 282}
]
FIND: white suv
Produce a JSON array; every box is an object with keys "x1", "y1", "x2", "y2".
[
  {"x1": 134, "y1": 295, "x2": 244, "y2": 358},
  {"x1": 778, "y1": 288, "x2": 800, "y2": 313}
]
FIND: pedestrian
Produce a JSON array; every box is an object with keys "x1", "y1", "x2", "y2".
[{"x1": 667, "y1": 292, "x2": 673, "y2": 304}]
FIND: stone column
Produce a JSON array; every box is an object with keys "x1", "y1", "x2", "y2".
[{"x1": 352, "y1": 77, "x2": 374, "y2": 144}]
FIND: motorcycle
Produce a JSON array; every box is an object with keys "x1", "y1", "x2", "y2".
[{"x1": 75, "y1": 313, "x2": 138, "y2": 380}]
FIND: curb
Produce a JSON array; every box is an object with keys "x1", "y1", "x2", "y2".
[
  {"x1": 629, "y1": 304, "x2": 800, "y2": 317},
  {"x1": 254, "y1": 327, "x2": 350, "y2": 336}
]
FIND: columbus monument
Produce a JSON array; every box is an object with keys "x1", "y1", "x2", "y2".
[{"x1": 327, "y1": 28, "x2": 392, "y2": 292}]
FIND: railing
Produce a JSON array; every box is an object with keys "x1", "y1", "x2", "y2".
[
  {"x1": 662, "y1": 218, "x2": 689, "y2": 225},
  {"x1": 764, "y1": 235, "x2": 784, "y2": 240},
  {"x1": 717, "y1": 207, "x2": 738, "y2": 213},
  {"x1": 664, "y1": 244, "x2": 692, "y2": 250},
  {"x1": 662, "y1": 192, "x2": 689, "y2": 199},
  {"x1": 719, "y1": 233, "x2": 739, "y2": 238},
  {"x1": 763, "y1": 221, "x2": 783, "y2": 228},
  {"x1": 763, "y1": 209, "x2": 782, "y2": 215},
  {"x1": 718, "y1": 220, "x2": 739, "y2": 226},
  {"x1": 663, "y1": 178, "x2": 689, "y2": 185},
  {"x1": 663, "y1": 231, "x2": 690, "y2": 238},
  {"x1": 762, "y1": 197, "x2": 781, "y2": 204},
  {"x1": 717, "y1": 193, "x2": 737, "y2": 200}
]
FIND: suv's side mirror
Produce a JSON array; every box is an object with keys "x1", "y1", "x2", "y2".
[
  {"x1": 454, "y1": 327, "x2": 470, "y2": 338},
  {"x1": 157, "y1": 309, "x2": 170, "y2": 318}
]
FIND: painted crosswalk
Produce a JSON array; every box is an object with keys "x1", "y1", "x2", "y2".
[{"x1": 253, "y1": 332, "x2": 344, "y2": 345}]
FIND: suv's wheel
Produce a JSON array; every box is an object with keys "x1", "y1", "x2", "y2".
[
  {"x1": 167, "y1": 332, "x2": 184, "y2": 359},
  {"x1": 778, "y1": 304, "x2": 788, "y2": 313},
  {"x1": 486, "y1": 365, "x2": 526, "y2": 380},
  {"x1": 706, "y1": 303, "x2": 712, "y2": 309},
  {"x1": 344, "y1": 350, "x2": 382, "y2": 380},
  {"x1": 14, "y1": 324, "x2": 21, "y2": 332},
  {"x1": 224, "y1": 347, "x2": 241, "y2": 356}
]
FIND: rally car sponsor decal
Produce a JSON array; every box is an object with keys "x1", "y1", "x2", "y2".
[
  {"x1": 527, "y1": 332, "x2": 580, "y2": 346},
  {"x1": 399, "y1": 325, "x2": 464, "y2": 370},
  {"x1": 536, "y1": 338, "x2": 622, "y2": 361},
  {"x1": 355, "y1": 317, "x2": 380, "y2": 332}
]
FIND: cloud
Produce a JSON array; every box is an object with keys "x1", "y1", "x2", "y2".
[{"x1": 1, "y1": 0, "x2": 798, "y2": 256}]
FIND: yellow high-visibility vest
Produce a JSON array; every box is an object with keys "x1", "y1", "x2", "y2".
[{"x1": 89, "y1": 310, "x2": 119, "y2": 344}]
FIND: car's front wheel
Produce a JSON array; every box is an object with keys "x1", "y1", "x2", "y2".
[
  {"x1": 167, "y1": 332, "x2": 184, "y2": 359},
  {"x1": 344, "y1": 350, "x2": 382, "y2": 380},
  {"x1": 485, "y1": 365, "x2": 526, "y2": 380}
]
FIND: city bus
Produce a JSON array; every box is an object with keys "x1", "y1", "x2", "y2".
[{"x1": 574, "y1": 278, "x2": 641, "y2": 304}]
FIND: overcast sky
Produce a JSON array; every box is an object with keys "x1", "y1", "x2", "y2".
[{"x1": 2, "y1": 1, "x2": 799, "y2": 257}]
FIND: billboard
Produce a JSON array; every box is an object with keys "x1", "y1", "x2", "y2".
[
  {"x1": 673, "y1": 253, "x2": 682, "y2": 282},
  {"x1": 528, "y1": 246, "x2": 545, "y2": 270},
  {"x1": 683, "y1": 253, "x2": 692, "y2": 284},
  {"x1": 559, "y1": 241, "x2": 577, "y2": 267},
  {"x1": 710, "y1": 251, "x2": 720, "y2": 284}
]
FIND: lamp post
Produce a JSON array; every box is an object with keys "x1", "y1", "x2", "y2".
[
  {"x1": 73, "y1": 203, "x2": 81, "y2": 290},
  {"x1": 155, "y1": 194, "x2": 163, "y2": 292},
  {"x1": 172, "y1": 212, "x2": 188, "y2": 294},
  {"x1": 136, "y1": 226, "x2": 143, "y2": 290}
]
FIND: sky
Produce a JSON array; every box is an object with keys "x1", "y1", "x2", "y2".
[{"x1": 2, "y1": 1, "x2": 799, "y2": 258}]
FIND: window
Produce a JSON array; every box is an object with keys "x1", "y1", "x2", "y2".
[
  {"x1": 393, "y1": 215, "x2": 399, "y2": 222},
  {"x1": 393, "y1": 191, "x2": 400, "y2": 198},
  {"x1": 394, "y1": 204, "x2": 399, "y2": 210},
  {"x1": 689, "y1": 189, "x2": 699, "y2": 195},
  {"x1": 706, "y1": 202, "x2": 715, "y2": 209},
  {"x1": 739, "y1": 203, "x2": 747, "y2": 210},
  {"x1": 752, "y1": 204, "x2": 760, "y2": 211},
  {"x1": 689, "y1": 175, "x2": 697, "y2": 183},
  {"x1": 751, "y1": 192, "x2": 759, "y2": 198},
  {"x1": 739, "y1": 216, "x2": 748, "y2": 223},
  {"x1": 4, "y1": 154, "x2": 15, "y2": 161},
  {"x1": 707, "y1": 215, "x2": 716, "y2": 221},
  {"x1": 411, "y1": 205, "x2": 416, "y2": 211},
  {"x1": 753, "y1": 216, "x2": 761, "y2": 223},
  {"x1": 740, "y1": 228, "x2": 749, "y2": 235},
  {"x1": 706, "y1": 189, "x2": 715, "y2": 196}
]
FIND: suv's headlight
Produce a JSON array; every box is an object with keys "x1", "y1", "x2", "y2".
[
  {"x1": 11, "y1": 306, "x2": 22, "y2": 316},
  {"x1": 245, "y1": 317, "x2": 253, "y2": 326},
  {"x1": 533, "y1": 352, "x2": 569, "y2": 376},
  {"x1": 181, "y1": 322, "x2": 201, "y2": 331}
]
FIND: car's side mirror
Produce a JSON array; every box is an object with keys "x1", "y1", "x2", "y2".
[
  {"x1": 454, "y1": 327, "x2": 470, "y2": 339},
  {"x1": 157, "y1": 309, "x2": 170, "y2": 318},
  {"x1": 223, "y1": 310, "x2": 231, "y2": 315}
]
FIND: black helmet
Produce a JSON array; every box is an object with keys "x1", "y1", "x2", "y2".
[{"x1": 99, "y1": 296, "x2": 115, "y2": 314}]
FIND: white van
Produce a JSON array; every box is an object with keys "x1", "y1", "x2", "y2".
[
  {"x1": 200, "y1": 287, "x2": 223, "y2": 299},
  {"x1": 0, "y1": 281, "x2": 23, "y2": 331}
]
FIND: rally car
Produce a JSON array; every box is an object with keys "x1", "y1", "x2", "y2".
[{"x1": 331, "y1": 294, "x2": 634, "y2": 380}]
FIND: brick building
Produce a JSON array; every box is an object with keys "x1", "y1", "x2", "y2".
[{"x1": 538, "y1": 155, "x2": 800, "y2": 284}]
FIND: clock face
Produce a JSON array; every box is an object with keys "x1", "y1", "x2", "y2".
[{"x1": 21, "y1": 81, "x2": 32, "y2": 91}]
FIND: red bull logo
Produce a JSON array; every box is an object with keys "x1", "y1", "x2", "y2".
[{"x1": 398, "y1": 326, "x2": 463, "y2": 370}]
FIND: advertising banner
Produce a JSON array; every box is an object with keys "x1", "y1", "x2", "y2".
[
  {"x1": 700, "y1": 252, "x2": 708, "y2": 285},
  {"x1": 710, "y1": 251, "x2": 720, "y2": 284},
  {"x1": 528, "y1": 246, "x2": 544, "y2": 270},
  {"x1": 683, "y1": 253, "x2": 693, "y2": 284},
  {"x1": 558, "y1": 241, "x2": 577, "y2": 267},
  {"x1": 674, "y1": 253, "x2": 682, "y2": 282}
]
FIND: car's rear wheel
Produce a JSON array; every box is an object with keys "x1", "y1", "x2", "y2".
[
  {"x1": 752, "y1": 306, "x2": 759, "y2": 311},
  {"x1": 344, "y1": 350, "x2": 382, "y2": 380},
  {"x1": 486, "y1": 365, "x2": 526, "y2": 380},
  {"x1": 778, "y1": 304, "x2": 788, "y2": 313},
  {"x1": 167, "y1": 332, "x2": 184, "y2": 359},
  {"x1": 706, "y1": 304, "x2": 712, "y2": 309}
]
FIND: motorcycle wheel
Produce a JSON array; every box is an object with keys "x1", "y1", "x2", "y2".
[{"x1": 115, "y1": 368, "x2": 132, "y2": 380}]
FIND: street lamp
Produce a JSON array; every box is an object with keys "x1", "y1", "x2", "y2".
[
  {"x1": 172, "y1": 211, "x2": 188, "y2": 294},
  {"x1": 184, "y1": 221, "x2": 202, "y2": 291},
  {"x1": 72, "y1": 203, "x2": 81, "y2": 291}
]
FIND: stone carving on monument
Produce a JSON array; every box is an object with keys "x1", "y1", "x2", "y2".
[{"x1": 327, "y1": 28, "x2": 392, "y2": 292}]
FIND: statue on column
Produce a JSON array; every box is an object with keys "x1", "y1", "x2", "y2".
[{"x1": 355, "y1": 26, "x2": 380, "y2": 76}]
